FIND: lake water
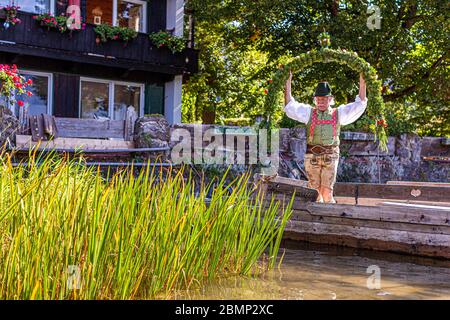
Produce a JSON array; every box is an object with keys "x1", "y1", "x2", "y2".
[{"x1": 172, "y1": 241, "x2": 450, "y2": 300}]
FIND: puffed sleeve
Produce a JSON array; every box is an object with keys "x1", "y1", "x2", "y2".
[
  {"x1": 284, "y1": 95, "x2": 312, "y2": 124},
  {"x1": 337, "y1": 95, "x2": 368, "y2": 126}
]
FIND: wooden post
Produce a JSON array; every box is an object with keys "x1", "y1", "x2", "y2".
[
  {"x1": 18, "y1": 104, "x2": 29, "y2": 134},
  {"x1": 124, "y1": 106, "x2": 137, "y2": 141}
]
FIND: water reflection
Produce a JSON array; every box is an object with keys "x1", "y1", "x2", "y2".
[{"x1": 172, "y1": 241, "x2": 450, "y2": 300}]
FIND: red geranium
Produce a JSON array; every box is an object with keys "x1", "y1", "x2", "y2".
[{"x1": 0, "y1": 64, "x2": 33, "y2": 108}]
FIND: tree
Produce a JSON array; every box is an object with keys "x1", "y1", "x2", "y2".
[{"x1": 185, "y1": 0, "x2": 449, "y2": 136}]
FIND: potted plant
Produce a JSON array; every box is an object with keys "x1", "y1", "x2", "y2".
[
  {"x1": 1, "y1": 3, "x2": 21, "y2": 29},
  {"x1": 93, "y1": 24, "x2": 138, "y2": 44},
  {"x1": 33, "y1": 12, "x2": 86, "y2": 34},
  {"x1": 0, "y1": 64, "x2": 33, "y2": 113},
  {"x1": 149, "y1": 30, "x2": 186, "y2": 53}
]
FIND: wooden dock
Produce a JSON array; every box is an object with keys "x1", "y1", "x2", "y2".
[{"x1": 259, "y1": 176, "x2": 450, "y2": 259}]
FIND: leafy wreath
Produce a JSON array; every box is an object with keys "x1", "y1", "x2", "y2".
[{"x1": 263, "y1": 38, "x2": 388, "y2": 151}]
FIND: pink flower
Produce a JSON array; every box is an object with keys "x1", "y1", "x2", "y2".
[{"x1": 17, "y1": 100, "x2": 24, "y2": 107}]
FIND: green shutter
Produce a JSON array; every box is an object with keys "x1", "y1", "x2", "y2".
[{"x1": 145, "y1": 84, "x2": 164, "y2": 116}]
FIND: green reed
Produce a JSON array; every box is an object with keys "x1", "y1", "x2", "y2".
[{"x1": 0, "y1": 152, "x2": 292, "y2": 299}]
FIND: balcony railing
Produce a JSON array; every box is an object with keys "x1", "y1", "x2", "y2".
[{"x1": 0, "y1": 11, "x2": 198, "y2": 74}]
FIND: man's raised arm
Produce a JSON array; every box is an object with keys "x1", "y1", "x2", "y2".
[
  {"x1": 359, "y1": 73, "x2": 367, "y2": 101},
  {"x1": 338, "y1": 74, "x2": 368, "y2": 126},
  {"x1": 284, "y1": 70, "x2": 312, "y2": 124}
]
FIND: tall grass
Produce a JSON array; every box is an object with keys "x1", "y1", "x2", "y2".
[{"x1": 0, "y1": 152, "x2": 292, "y2": 299}]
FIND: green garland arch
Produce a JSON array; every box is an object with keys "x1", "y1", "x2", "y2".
[{"x1": 263, "y1": 47, "x2": 388, "y2": 151}]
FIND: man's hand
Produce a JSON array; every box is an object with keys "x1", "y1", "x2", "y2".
[
  {"x1": 359, "y1": 73, "x2": 367, "y2": 101},
  {"x1": 285, "y1": 70, "x2": 293, "y2": 106}
]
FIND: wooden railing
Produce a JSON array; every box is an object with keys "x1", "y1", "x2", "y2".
[{"x1": 0, "y1": 11, "x2": 198, "y2": 74}]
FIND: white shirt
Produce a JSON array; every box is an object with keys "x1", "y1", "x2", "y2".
[{"x1": 284, "y1": 95, "x2": 368, "y2": 125}]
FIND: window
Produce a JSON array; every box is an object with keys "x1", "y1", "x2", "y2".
[
  {"x1": 0, "y1": 0, "x2": 55, "y2": 14},
  {"x1": 80, "y1": 79, "x2": 110, "y2": 120},
  {"x1": 113, "y1": 0, "x2": 147, "y2": 32},
  {"x1": 4, "y1": 70, "x2": 53, "y2": 117},
  {"x1": 80, "y1": 78, "x2": 143, "y2": 120},
  {"x1": 86, "y1": 0, "x2": 113, "y2": 26},
  {"x1": 114, "y1": 84, "x2": 141, "y2": 120}
]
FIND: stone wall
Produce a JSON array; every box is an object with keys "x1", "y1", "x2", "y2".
[
  {"x1": 135, "y1": 122, "x2": 449, "y2": 183},
  {"x1": 277, "y1": 128, "x2": 449, "y2": 183},
  {"x1": 0, "y1": 107, "x2": 19, "y2": 149},
  {"x1": 1, "y1": 111, "x2": 447, "y2": 183}
]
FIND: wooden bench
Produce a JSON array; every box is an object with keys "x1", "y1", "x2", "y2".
[
  {"x1": 12, "y1": 108, "x2": 172, "y2": 166},
  {"x1": 16, "y1": 107, "x2": 138, "y2": 151}
]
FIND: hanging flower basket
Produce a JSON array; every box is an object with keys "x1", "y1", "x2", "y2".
[
  {"x1": 149, "y1": 31, "x2": 186, "y2": 53},
  {"x1": 33, "y1": 13, "x2": 86, "y2": 33},
  {"x1": 1, "y1": 4, "x2": 21, "y2": 29},
  {"x1": 263, "y1": 47, "x2": 388, "y2": 151},
  {"x1": 0, "y1": 64, "x2": 33, "y2": 109},
  {"x1": 93, "y1": 24, "x2": 138, "y2": 44}
]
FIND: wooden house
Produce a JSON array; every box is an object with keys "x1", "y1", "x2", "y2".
[{"x1": 0, "y1": 0, "x2": 198, "y2": 131}]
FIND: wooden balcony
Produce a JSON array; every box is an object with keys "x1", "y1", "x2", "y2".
[{"x1": 0, "y1": 11, "x2": 198, "y2": 75}]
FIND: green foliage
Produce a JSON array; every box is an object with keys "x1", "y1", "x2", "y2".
[
  {"x1": 264, "y1": 48, "x2": 388, "y2": 150},
  {"x1": 94, "y1": 24, "x2": 138, "y2": 43},
  {"x1": 33, "y1": 13, "x2": 85, "y2": 33},
  {"x1": 185, "y1": 0, "x2": 449, "y2": 136},
  {"x1": 149, "y1": 31, "x2": 186, "y2": 53},
  {"x1": 221, "y1": 117, "x2": 253, "y2": 126},
  {"x1": 0, "y1": 64, "x2": 33, "y2": 107},
  {"x1": 3, "y1": 4, "x2": 21, "y2": 26},
  {"x1": 0, "y1": 153, "x2": 292, "y2": 299},
  {"x1": 182, "y1": 23, "x2": 273, "y2": 124}
]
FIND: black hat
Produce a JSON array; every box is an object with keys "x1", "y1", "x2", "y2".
[{"x1": 314, "y1": 82, "x2": 333, "y2": 97}]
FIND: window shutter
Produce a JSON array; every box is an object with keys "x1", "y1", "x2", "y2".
[
  {"x1": 53, "y1": 74, "x2": 80, "y2": 118},
  {"x1": 148, "y1": 0, "x2": 167, "y2": 32},
  {"x1": 174, "y1": 0, "x2": 184, "y2": 36},
  {"x1": 145, "y1": 84, "x2": 164, "y2": 116}
]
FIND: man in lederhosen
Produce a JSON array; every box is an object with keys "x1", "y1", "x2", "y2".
[{"x1": 284, "y1": 71, "x2": 367, "y2": 203}]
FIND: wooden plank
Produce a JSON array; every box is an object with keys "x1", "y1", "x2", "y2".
[
  {"x1": 264, "y1": 175, "x2": 309, "y2": 188},
  {"x1": 29, "y1": 115, "x2": 47, "y2": 141},
  {"x1": 55, "y1": 118, "x2": 126, "y2": 139},
  {"x1": 284, "y1": 220, "x2": 450, "y2": 248},
  {"x1": 283, "y1": 226, "x2": 450, "y2": 259},
  {"x1": 13, "y1": 146, "x2": 170, "y2": 154},
  {"x1": 381, "y1": 202, "x2": 450, "y2": 211},
  {"x1": 16, "y1": 135, "x2": 134, "y2": 150},
  {"x1": 12, "y1": 162, "x2": 177, "y2": 168},
  {"x1": 386, "y1": 181, "x2": 450, "y2": 187},
  {"x1": 265, "y1": 195, "x2": 450, "y2": 227},
  {"x1": 303, "y1": 202, "x2": 450, "y2": 227},
  {"x1": 288, "y1": 209, "x2": 450, "y2": 236},
  {"x1": 334, "y1": 182, "x2": 450, "y2": 203},
  {"x1": 262, "y1": 178, "x2": 450, "y2": 202},
  {"x1": 335, "y1": 197, "x2": 450, "y2": 207}
]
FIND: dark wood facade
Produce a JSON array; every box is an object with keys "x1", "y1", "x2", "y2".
[{"x1": 0, "y1": 2, "x2": 198, "y2": 118}]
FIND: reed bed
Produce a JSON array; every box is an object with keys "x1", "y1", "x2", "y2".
[{"x1": 0, "y1": 152, "x2": 292, "y2": 299}]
